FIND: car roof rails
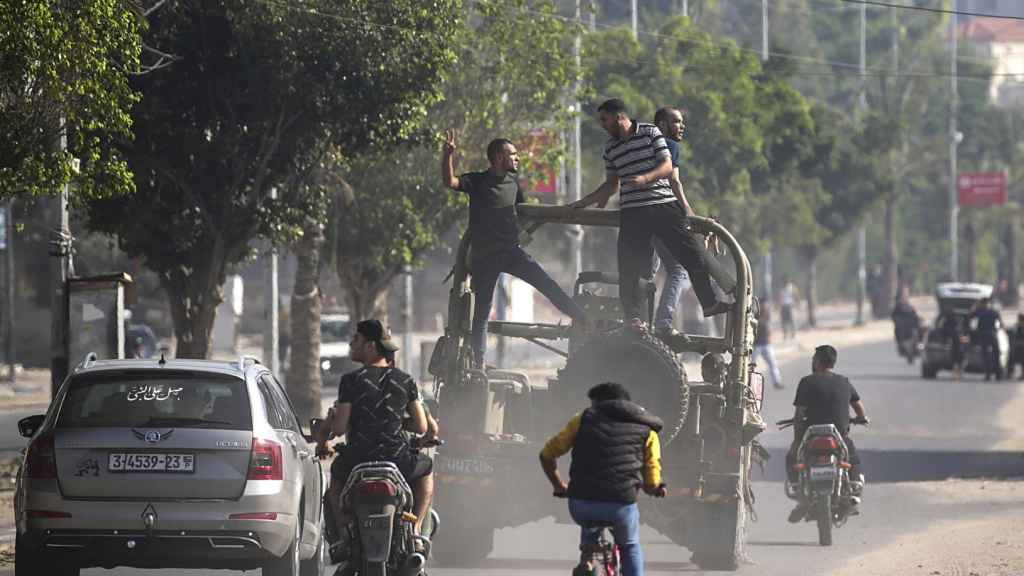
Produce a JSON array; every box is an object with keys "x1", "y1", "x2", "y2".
[
  {"x1": 237, "y1": 355, "x2": 262, "y2": 372},
  {"x1": 75, "y1": 352, "x2": 99, "y2": 372}
]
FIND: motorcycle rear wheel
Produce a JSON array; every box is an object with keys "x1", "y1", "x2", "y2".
[{"x1": 816, "y1": 494, "x2": 833, "y2": 546}]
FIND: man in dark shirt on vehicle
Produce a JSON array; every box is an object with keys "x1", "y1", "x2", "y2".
[
  {"x1": 441, "y1": 130, "x2": 588, "y2": 367},
  {"x1": 787, "y1": 345, "x2": 868, "y2": 522},
  {"x1": 970, "y1": 298, "x2": 1004, "y2": 381},
  {"x1": 317, "y1": 320, "x2": 434, "y2": 541}
]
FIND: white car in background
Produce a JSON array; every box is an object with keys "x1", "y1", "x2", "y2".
[{"x1": 319, "y1": 313, "x2": 354, "y2": 386}]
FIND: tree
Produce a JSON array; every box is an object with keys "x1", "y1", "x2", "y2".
[
  {"x1": 327, "y1": 0, "x2": 581, "y2": 326},
  {"x1": 1, "y1": 0, "x2": 141, "y2": 202},
  {"x1": 784, "y1": 106, "x2": 894, "y2": 326},
  {"x1": 84, "y1": 0, "x2": 462, "y2": 358}
]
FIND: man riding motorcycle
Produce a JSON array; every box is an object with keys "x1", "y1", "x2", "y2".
[
  {"x1": 539, "y1": 382, "x2": 666, "y2": 576},
  {"x1": 316, "y1": 319, "x2": 436, "y2": 560},
  {"x1": 786, "y1": 345, "x2": 868, "y2": 523},
  {"x1": 891, "y1": 291, "x2": 922, "y2": 359}
]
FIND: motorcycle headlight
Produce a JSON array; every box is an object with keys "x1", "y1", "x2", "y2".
[{"x1": 321, "y1": 359, "x2": 332, "y2": 371}]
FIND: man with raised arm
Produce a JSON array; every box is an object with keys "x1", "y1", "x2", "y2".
[{"x1": 442, "y1": 129, "x2": 588, "y2": 368}]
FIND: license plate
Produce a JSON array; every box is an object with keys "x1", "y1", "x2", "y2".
[
  {"x1": 361, "y1": 516, "x2": 391, "y2": 530},
  {"x1": 809, "y1": 466, "x2": 835, "y2": 479},
  {"x1": 108, "y1": 453, "x2": 195, "y2": 473},
  {"x1": 437, "y1": 457, "x2": 494, "y2": 476}
]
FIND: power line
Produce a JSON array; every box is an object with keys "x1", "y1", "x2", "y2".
[{"x1": 836, "y1": 0, "x2": 1024, "y2": 21}]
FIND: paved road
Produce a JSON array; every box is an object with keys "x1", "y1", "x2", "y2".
[{"x1": 32, "y1": 335, "x2": 1016, "y2": 576}]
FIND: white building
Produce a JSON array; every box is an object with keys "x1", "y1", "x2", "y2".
[{"x1": 958, "y1": 18, "x2": 1024, "y2": 107}]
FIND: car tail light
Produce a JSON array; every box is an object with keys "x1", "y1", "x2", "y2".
[
  {"x1": 357, "y1": 480, "x2": 396, "y2": 497},
  {"x1": 229, "y1": 512, "x2": 278, "y2": 521},
  {"x1": 248, "y1": 438, "x2": 283, "y2": 481},
  {"x1": 24, "y1": 433, "x2": 57, "y2": 479},
  {"x1": 807, "y1": 437, "x2": 839, "y2": 452}
]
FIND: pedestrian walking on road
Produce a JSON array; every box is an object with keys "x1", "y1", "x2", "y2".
[
  {"x1": 571, "y1": 99, "x2": 730, "y2": 325},
  {"x1": 1009, "y1": 313, "x2": 1024, "y2": 380},
  {"x1": 779, "y1": 280, "x2": 798, "y2": 340},
  {"x1": 969, "y1": 298, "x2": 1003, "y2": 381},
  {"x1": 753, "y1": 303, "x2": 783, "y2": 389},
  {"x1": 441, "y1": 130, "x2": 588, "y2": 368}
]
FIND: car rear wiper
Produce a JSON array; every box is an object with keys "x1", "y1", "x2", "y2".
[{"x1": 140, "y1": 417, "x2": 235, "y2": 427}]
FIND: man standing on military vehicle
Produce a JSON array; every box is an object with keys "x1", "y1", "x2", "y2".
[
  {"x1": 442, "y1": 130, "x2": 588, "y2": 367},
  {"x1": 571, "y1": 99, "x2": 730, "y2": 325}
]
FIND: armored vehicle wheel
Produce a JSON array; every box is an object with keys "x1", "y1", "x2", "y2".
[{"x1": 556, "y1": 329, "x2": 689, "y2": 442}]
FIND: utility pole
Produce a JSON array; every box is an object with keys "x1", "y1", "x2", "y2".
[
  {"x1": 631, "y1": 0, "x2": 638, "y2": 38},
  {"x1": 263, "y1": 188, "x2": 279, "y2": 377},
  {"x1": 570, "y1": 0, "x2": 584, "y2": 278},
  {"x1": 762, "y1": 0, "x2": 769, "y2": 60},
  {"x1": 403, "y1": 268, "x2": 414, "y2": 370},
  {"x1": 949, "y1": 1, "x2": 960, "y2": 281},
  {"x1": 856, "y1": 0, "x2": 868, "y2": 325},
  {"x1": 762, "y1": 0, "x2": 772, "y2": 301},
  {"x1": 3, "y1": 201, "x2": 13, "y2": 382},
  {"x1": 50, "y1": 126, "x2": 73, "y2": 399}
]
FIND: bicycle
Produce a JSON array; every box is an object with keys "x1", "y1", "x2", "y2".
[{"x1": 554, "y1": 491, "x2": 621, "y2": 576}]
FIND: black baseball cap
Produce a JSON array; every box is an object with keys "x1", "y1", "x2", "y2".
[{"x1": 356, "y1": 319, "x2": 399, "y2": 353}]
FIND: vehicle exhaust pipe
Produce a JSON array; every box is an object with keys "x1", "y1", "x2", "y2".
[{"x1": 401, "y1": 552, "x2": 425, "y2": 576}]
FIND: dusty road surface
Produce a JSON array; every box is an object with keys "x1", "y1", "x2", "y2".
[{"x1": 20, "y1": 333, "x2": 1011, "y2": 576}]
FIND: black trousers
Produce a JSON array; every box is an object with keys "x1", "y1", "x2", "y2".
[
  {"x1": 470, "y1": 246, "x2": 586, "y2": 364},
  {"x1": 786, "y1": 435, "x2": 862, "y2": 483},
  {"x1": 977, "y1": 332, "x2": 1003, "y2": 379},
  {"x1": 619, "y1": 203, "x2": 717, "y2": 321}
]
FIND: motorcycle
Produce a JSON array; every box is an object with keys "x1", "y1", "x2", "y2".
[
  {"x1": 321, "y1": 433, "x2": 441, "y2": 576},
  {"x1": 895, "y1": 325, "x2": 923, "y2": 364},
  {"x1": 778, "y1": 416, "x2": 868, "y2": 546}
]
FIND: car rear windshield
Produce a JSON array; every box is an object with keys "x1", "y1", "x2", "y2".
[{"x1": 57, "y1": 371, "x2": 252, "y2": 430}]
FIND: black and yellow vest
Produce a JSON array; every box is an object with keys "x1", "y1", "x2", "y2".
[{"x1": 568, "y1": 399, "x2": 664, "y2": 503}]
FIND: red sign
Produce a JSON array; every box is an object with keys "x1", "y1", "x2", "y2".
[{"x1": 957, "y1": 172, "x2": 1007, "y2": 207}]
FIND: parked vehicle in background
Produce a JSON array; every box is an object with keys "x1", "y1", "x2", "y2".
[
  {"x1": 320, "y1": 313, "x2": 354, "y2": 386},
  {"x1": 14, "y1": 355, "x2": 326, "y2": 576},
  {"x1": 921, "y1": 283, "x2": 1010, "y2": 379}
]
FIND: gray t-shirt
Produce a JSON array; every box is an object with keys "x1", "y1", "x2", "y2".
[{"x1": 460, "y1": 169, "x2": 524, "y2": 260}]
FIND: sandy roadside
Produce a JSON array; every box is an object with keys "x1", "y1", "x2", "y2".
[{"x1": 829, "y1": 480, "x2": 1024, "y2": 576}]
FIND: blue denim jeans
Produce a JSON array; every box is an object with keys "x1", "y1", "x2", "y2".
[
  {"x1": 568, "y1": 498, "x2": 643, "y2": 576},
  {"x1": 652, "y1": 239, "x2": 690, "y2": 332}
]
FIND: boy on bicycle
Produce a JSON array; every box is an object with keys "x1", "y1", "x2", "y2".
[{"x1": 539, "y1": 382, "x2": 667, "y2": 576}]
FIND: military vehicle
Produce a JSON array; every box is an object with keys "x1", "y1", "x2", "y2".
[{"x1": 426, "y1": 204, "x2": 765, "y2": 570}]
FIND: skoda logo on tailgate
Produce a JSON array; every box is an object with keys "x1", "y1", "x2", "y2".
[{"x1": 133, "y1": 429, "x2": 174, "y2": 444}]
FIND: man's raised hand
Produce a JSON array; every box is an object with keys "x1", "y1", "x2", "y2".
[{"x1": 443, "y1": 129, "x2": 457, "y2": 155}]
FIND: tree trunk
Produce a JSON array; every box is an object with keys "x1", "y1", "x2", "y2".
[
  {"x1": 286, "y1": 222, "x2": 324, "y2": 423},
  {"x1": 161, "y1": 275, "x2": 223, "y2": 359},
  {"x1": 880, "y1": 193, "x2": 898, "y2": 317},
  {"x1": 346, "y1": 285, "x2": 390, "y2": 328},
  {"x1": 805, "y1": 247, "x2": 818, "y2": 328},
  {"x1": 964, "y1": 221, "x2": 977, "y2": 283},
  {"x1": 1007, "y1": 221, "x2": 1019, "y2": 307}
]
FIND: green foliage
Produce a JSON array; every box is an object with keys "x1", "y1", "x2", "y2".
[
  {"x1": 84, "y1": 0, "x2": 462, "y2": 356},
  {"x1": 327, "y1": 0, "x2": 581, "y2": 315},
  {"x1": 0, "y1": 0, "x2": 141, "y2": 202},
  {"x1": 581, "y1": 16, "x2": 820, "y2": 252}
]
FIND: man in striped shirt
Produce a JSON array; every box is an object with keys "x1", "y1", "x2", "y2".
[{"x1": 572, "y1": 98, "x2": 730, "y2": 323}]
